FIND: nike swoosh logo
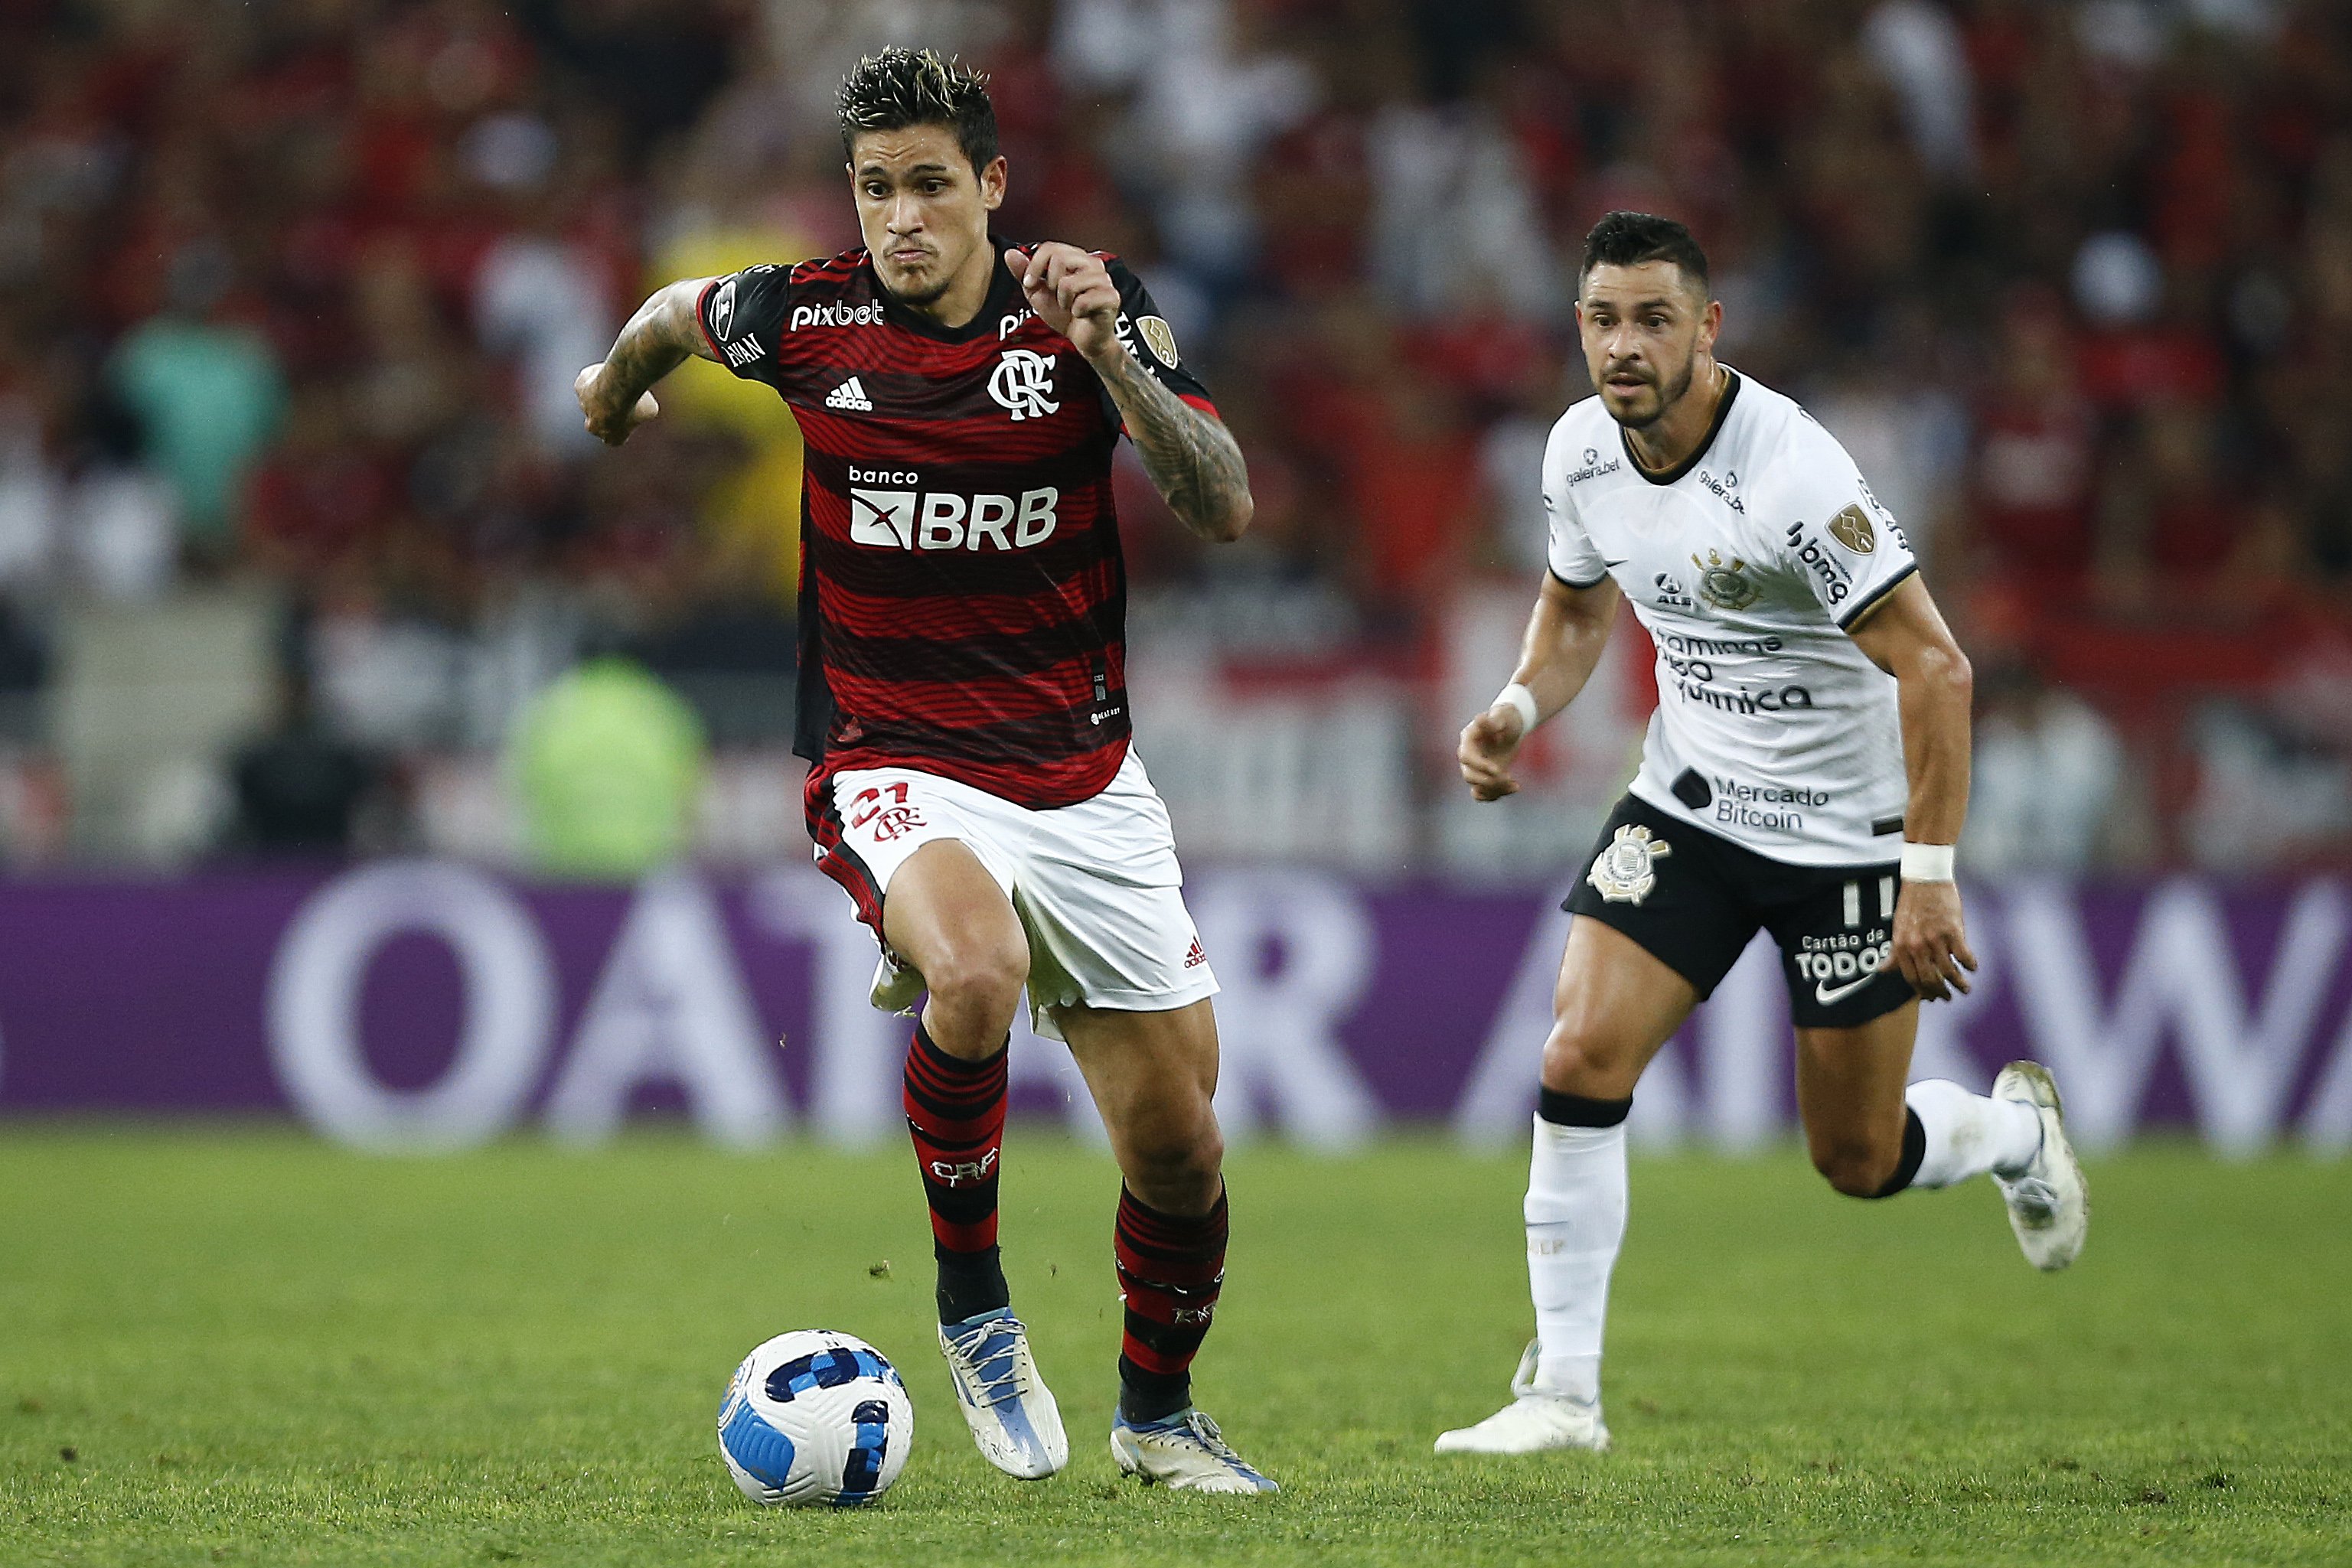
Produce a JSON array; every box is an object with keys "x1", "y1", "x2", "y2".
[
  {"x1": 1815, "y1": 974, "x2": 1878, "y2": 1006},
  {"x1": 1603, "y1": 559, "x2": 1628, "y2": 569}
]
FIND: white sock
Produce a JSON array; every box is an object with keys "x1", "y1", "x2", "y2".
[
  {"x1": 1524, "y1": 1114, "x2": 1627, "y2": 1405},
  {"x1": 1904, "y1": 1079, "x2": 2043, "y2": 1188}
]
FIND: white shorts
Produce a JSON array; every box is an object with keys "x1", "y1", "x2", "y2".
[{"x1": 816, "y1": 749, "x2": 1218, "y2": 1039}]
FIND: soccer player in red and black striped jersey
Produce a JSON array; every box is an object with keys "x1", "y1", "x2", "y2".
[{"x1": 575, "y1": 49, "x2": 1274, "y2": 1495}]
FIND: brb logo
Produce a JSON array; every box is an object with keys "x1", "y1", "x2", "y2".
[
  {"x1": 849, "y1": 468, "x2": 1060, "y2": 551},
  {"x1": 987, "y1": 348, "x2": 1060, "y2": 421}
]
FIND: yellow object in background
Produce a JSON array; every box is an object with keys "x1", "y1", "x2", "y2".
[
  {"x1": 509, "y1": 657, "x2": 706, "y2": 879},
  {"x1": 649, "y1": 227, "x2": 815, "y2": 603}
]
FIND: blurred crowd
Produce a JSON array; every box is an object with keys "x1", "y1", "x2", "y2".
[{"x1": 2, "y1": 0, "x2": 2352, "y2": 869}]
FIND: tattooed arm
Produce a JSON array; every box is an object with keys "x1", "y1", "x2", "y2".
[
  {"x1": 1087, "y1": 337, "x2": 1255, "y2": 543},
  {"x1": 1007, "y1": 243, "x2": 1254, "y2": 543},
  {"x1": 573, "y1": 279, "x2": 716, "y2": 447}
]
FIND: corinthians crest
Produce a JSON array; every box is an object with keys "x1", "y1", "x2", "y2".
[
  {"x1": 1691, "y1": 548, "x2": 1759, "y2": 611},
  {"x1": 1588, "y1": 823, "x2": 1672, "y2": 905}
]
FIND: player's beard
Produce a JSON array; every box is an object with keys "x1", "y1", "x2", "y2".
[
  {"x1": 875, "y1": 236, "x2": 974, "y2": 311},
  {"x1": 881, "y1": 260, "x2": 953, "y2": 309},
  {"x1": 1608, "y1": 352, "x2": 1695, "y2": 432}
]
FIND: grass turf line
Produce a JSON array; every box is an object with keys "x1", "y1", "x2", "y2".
[{"x1": 1, "y1": 1129, "x2": 2346, "y2": 1566}]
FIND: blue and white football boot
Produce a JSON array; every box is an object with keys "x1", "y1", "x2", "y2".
[
  {"x1": 1110, "y1": 1409, "x2": 1278, "y2": 1494},
  {"x1": 937, "y1": 1310, "x2": 1068, "y2": 1479}
]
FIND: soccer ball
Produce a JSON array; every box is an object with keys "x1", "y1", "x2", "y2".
[{"x1": 716, "y1": 1330, "x2": 914, "y2": 1507}]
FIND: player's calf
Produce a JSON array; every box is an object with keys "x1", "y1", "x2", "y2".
[
  {"x1": 902, "y1": 1023, "x2": 1012, "y2": 1320},
  {"x1": 1114, "y1": 1184, "x2": 1226, "y2": 1424},
  {"x1": 903, "y1": 1022, "x2": 1073, "y2": 1479}
]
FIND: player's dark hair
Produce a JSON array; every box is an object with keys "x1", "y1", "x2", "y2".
[
  {"x1": 1580, "y1": 211, "x2": 1710, "y2": 295},
  {"x1": 837, "y1": 47, "x2": 999, "y2": 176}
]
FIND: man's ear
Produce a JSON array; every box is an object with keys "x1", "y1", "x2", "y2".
[
  {"x1": 980, "y1": 155, "x2": 1008, "y2": 212},
  {"x1": 1698, "y1": 297, "x2": 1723, "y2": 353}
]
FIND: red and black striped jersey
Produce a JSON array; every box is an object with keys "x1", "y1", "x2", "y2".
[{"x1": 696, "y1": 239, "x2": 1215, "y2": 810}]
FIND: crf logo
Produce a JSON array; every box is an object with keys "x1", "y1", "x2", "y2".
[
  {"x1": 928, "y1": 1149, "x2": 999, "y2": 1186},
  {"x1": 988, "y1": 349, "x2": 1060, "y2": 421},
  {"x1": 849, "y1": 782, "x2": 925, "y2": 842}
]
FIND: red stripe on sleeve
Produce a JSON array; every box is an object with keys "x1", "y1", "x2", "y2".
[
  {"x1": 693, "y1": 277, "x2": 724, "y2": 361},
  {"x1": 1121, "y1": 393, "x2": 1222, "y2": 438}
]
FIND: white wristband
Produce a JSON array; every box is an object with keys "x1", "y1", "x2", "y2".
[
  {"x1": 1495, "y1": 683, "x2": 1541, "y2": 735},
  {"x1": 1900, "y1": 843, "x2": 1956, "y2": 882}
]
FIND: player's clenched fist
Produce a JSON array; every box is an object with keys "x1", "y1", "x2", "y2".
[
  {"x1": 575, "y1": 362, "x2": 661, "y2": 447},
  {"x1": 1006, "y1": 244, "x2": 1122, "y2": 360},
  {"x1": 1892, "y1": 879, "x2": 1977, "y2": 1001},
  {"x1": 1459, "y1": 706, "x2": 1528, "y2": 802}
]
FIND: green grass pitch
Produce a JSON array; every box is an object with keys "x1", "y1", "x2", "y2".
[{"x1": 2, "y1": 1129, "x2": 2347, "y2": 1565}]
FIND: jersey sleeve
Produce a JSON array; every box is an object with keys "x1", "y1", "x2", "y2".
[
  {"x1": 1100, "y1": 256, "x2": 1216, "y2": 419},
  {"x1": 1541, "y1": 415, "x2": 1611, "y2": 588},
  {"x1": 1773, "y1": 423, "x2": 1920, "y2": 631},
  {"x1": 694, "y1": 264, "x2": 792, "y2": 388}
]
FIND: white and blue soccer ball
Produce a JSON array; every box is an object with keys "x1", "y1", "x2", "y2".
[{"x1": 716, "y1": 1330, "x2": 915, "y2": 1507}]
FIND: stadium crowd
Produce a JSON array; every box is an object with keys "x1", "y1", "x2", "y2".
[{"x1": 0, "y1": 0, "x2": 2350, "y2": 869}]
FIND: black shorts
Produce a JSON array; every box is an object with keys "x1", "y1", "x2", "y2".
[{"x1": 1564, "y1": 794, "x2": 1914, "y2": 1029}]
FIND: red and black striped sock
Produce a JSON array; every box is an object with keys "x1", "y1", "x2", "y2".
[
  {"x1": 902, "y1": 1022, "x2": 1010, "y2": 1323},
  {"x1": 1114, "y1": 1184, "x2": 1228, "y2": 1423}
]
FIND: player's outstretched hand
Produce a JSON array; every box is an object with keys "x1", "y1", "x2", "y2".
[
  {"x1": 575, "y1": 362, "x2": 660, "y2": 446},
  {"x1": 1006, "y1": 244, "x2": 1121, "y2": 360},
  {"x1": 1458, "y1": 706, "x2": 1527, "y2": 802},
  {"x1": 1893, "y1": 879, "x2": 1976, "y2": 1001}
]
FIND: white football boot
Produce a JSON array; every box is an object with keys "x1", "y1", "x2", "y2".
[
  {"x1": 1434, "y1": 1341, "x2": 1611, "y2": 1455},
  {"x1": 938, "y1": 1311, "x2": 1068, "y2": 1479},
  {"x1": 1992, "y1": 1061, "x2": 2089, "y2": 1271},
  {"x1": 1110, "y1": 1409, "x2": 1278, "y2": 1494}
]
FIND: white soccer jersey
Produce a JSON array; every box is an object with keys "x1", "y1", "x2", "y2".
[{"x1": 1543, "y1": 369, "x2": 1919, "y2": 865}]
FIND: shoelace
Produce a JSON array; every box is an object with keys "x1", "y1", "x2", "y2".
[
  {"x1": 1179, "y1": 1413, "x2": 1251, "y2": 1469},
  {"x1": 948, "y1": 1320, "x2": 1033, "y2": 1407},
  {"x1": 2006, "y1": 1175, "x2": 2059, "y2": 1218}
]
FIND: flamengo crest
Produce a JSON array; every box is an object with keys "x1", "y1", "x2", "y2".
[
  {"x1": 1588, "y1": 824, "x2": 1672, "y2": 905},
  {"x1": 988, "y1": 349, "x2": 1061, "y2": 421}
]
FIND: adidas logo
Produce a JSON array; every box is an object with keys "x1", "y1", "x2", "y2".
[
  {"x1": 1183, "y1": 937, "x2": 1208, "y2": 970},
  {"x1": 824, "y1": 377, "x2": 873, "y2": 412}
]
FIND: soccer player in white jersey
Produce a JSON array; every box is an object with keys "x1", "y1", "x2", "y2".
[{"x1": 1434, "y1": 212, "x2": 2089, "y2": 1456}]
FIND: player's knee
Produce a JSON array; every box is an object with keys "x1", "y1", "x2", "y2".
[
  {"x1": 921, "y1": 939, "x2": 1029, "y2": 1038},
  {"x1": 1540, "y1": 1019, "x2": 1636, "y2": 1098},
  {"x1": 1125, "y1": 1110, "x2": 1223, "y2": 1206},
  {"x1": 1812, "y1": 1135, "x2": 1901, "y2": 1198}
]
